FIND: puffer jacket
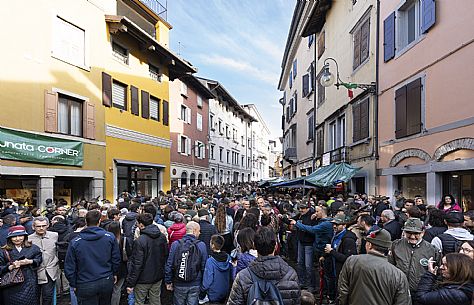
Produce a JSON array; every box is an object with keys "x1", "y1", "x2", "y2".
[
  {"x1": 416, "y1": 272, "x2": 474, "y2": 305},
  {"x1": 388, "y1": 238, "x2": 441, "y2": 293},
  {"x1": 227, "y1": 256, "x2": 301, "y2": 305},
  {"x1": 168, "y1": 222, "x2": 186, "y2": 248}
]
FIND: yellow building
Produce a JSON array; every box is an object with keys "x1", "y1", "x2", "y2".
[{"x1": 103, "y1": 1, "x2": 196, "y2": 201}]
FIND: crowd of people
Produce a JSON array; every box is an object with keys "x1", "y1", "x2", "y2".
[{"x1": 0, "y1": 183, "x2": 473, "y2": 305}]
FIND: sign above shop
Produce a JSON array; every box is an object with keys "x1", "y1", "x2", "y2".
[
  {"x1": 322, "y1": 153, "x2": 331, "y2": 166},
  {"x1": 0, "y1": 127, "x2": 83, "y2": 166}
]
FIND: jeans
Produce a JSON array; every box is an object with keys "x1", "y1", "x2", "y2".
[
  {"x1": 39, "y1": 273, "x2": 56, "y2": 305},
  {"x1": 173, "y1": 285, "x2": 200, "y2": 305},
  {"x1": 70, "y1": 287, "x2": 78, "y2": 305},
  {"x1": 111, "y1": 277, "x2": 125, "y2": 305},
  {"x1": 297, "y1": 242, "x2": 314, "y2": 289},
  {"x1": 134, "y1": 280, "x2": 162, "y2": 305},
  {"x1": 76, "y1": 276, "x2": 114, "y2": 305}
]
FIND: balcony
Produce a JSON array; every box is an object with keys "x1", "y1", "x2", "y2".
[
  {"x1": 329, "y1": 146, "x2": 350, "y2": 163},
  {"x1": 284, "y1": 147, "x2": 297, "y2": 160},
  {"x1": 139, "y1": 0, "x2": 167, "y2": 20}
]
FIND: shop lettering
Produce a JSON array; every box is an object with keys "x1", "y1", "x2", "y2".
[{"x1": 0, "y1": 141, "x2": 79, "y2": 156}]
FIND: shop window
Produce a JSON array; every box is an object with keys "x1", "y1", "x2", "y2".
[
  {"x1": 112, "y1": 81, "x2": 127, "y2": 110},
  {"x1": 117, "y1": 165, "x2": 159, "y2": 197},
  {"x1": 398, "y1": 174, "x2": 426, "y2": 199},
  {"x1": 58, "y1": 94, "x2": 82, "y2": 137}
]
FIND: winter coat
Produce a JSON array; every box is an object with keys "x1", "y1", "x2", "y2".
[
  {"x1": 296, "y1": 218, "x2": 333, "y2": 253},
  {"x1": 338, "y1": 252, "x2": 411, "y2": 305},
  {"x1": 49, "y1": 221, "x2": 70, "y2": 242},
  {"x1": 233, "y1": 250, "x2": 258, "y2": 279},
  {"x1": 198, "y1": 219, "x2": 218, "y2": 255},
  {"x1": 122, "y1": 212, "x2": 138, "y2": 239},
  {"x1": 201, "y1": 251, "x2": 232, "y2": 302},
  {"x1": 117, "y1": 235, "x2": 132, "y2": 279},
  {"x1": 126, "y1": 224, "x2": 168, "y2": 287},
  {"x1": 431, "y1": 228, "x2": 474, "y2": 254},
  {"x1": 327, "y1": 230, "x2": 357, "y2": 278},
  {"x1": 383, "y1": 220, "x2": 402, "y2": 241},
  {"x1": 29, "y1": 231, "x2": 60, "y2": 283},
  {"x1": 416, "y1": 272, "x2": 474, "y2": 305},
  {"x1": 64, "y1": 226, "x2": 121, "y2": 287},
  {"x1": 168, "y1": 222, "x2": 186, "y2": 248},
  {"x1": 227, "y1": 255, "x2": 301, "y2": 305},
  {"x1": 388, "y1": 238, "x2": 442, "y2": 293},
  {"x1": 0, "y1": 244, "x2": 43, "y2": 305},
  {"x1": 292, "y1": 212, "x2": 317, "y2": 246},
  {"x1": 423, "y1": 226, "x2": 447, "y2": 243}
]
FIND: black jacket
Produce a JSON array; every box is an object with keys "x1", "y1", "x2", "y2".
[
  {"x1": 328, "y1": 230, "x2": 358, "y2": 277},
  {"x1": 294, "y1": 212, "x2": 317, "y2": 246},
  {"x1": 227, "y1": 256, "x2": 301, "y2": 305},
  {"x1": 423, "y1": 226, "x2": 447, "y2": 243},
  {"x1": 416, "y1": 272, "x2": 474, "y2": 305},
  {"x1": 126, "y1": 224, "x2": 168, "y2": 287},
  {"x1": 49, "y1": 221, "x2": 70, "y2": 242},
  {"x1": 199, "y1": 219, "x2": 218, "y2": 255},
  {"x1": 383, "y1": 220, "x2": 402, "y2": 241}
]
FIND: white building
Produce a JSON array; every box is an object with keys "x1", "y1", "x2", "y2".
[
  {"x1": 243, "y1": 104, "x2": 271, "y2": 181},
  {"x1": 198, "y1": 78, "x2": 256, "y2": 185},
  {"x1": 269, "y1": 138, "x2": 283, "y2": 177}
]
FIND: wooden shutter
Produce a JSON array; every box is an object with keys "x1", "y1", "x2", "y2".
[
  {"x1": 421, "y1": 0, "x2": 436, "y2": 33},
  {"x1": 317, "y1": 126, "x2": 324, "y2": 156},
  {"x1": 317, "y1": 31, "x2": 325, "y2": 59},
  {"x1": 353, "y1": 27, "x2": 361, "y2": 70},
  {"x1": 141, "y1": 90, "x2": 150, "y2": 119},
  {"x1": 384, "y1": 12, "x2": 396, "y2": 62},
  {"x1": 163, "y1": 100, "x2": 169, "y2": 126},
  {"x1": 406, "y1": 78, "x2": 422, "y2": 136},
  {"x1": 352, "y1": 103, "x2": 361, "y2": 142},
  {"x1": 44, "y1": 90, "x2": 58, "y2": 133},
  {"x1": 83, "y1": 101, "x2": 95, "y2": 139},
  {"x1": 195, "y1": 141, "x2": 199, "y2": 157},
  {"x1": 102, "y1": 72, "x2": 112, "y2": 107},
  {"x1": 187, "y1": 138, "x2": 191, "y2": 155},
  {"x1": 302, "y1": 74, "x2": 309, "y2": 96},
  {"x1": 395, "y1": 85, "x2": 407, "y2": 139},
  {"x1": 360, "y1": 98, "x2": 369, "y2": 139},
  {"x1": 294, "y1": 92, "x2": 297, "y2": 113},
  {"x1": 286, "y1": 106, "x2": 290, "y2": 122},
  {"x1": 177, "y1": 134, "x2": 182, "y2": 153},
  {"x1": 360, "y1": 19, "x2": 370, "y2": 63},
  {"x1": 186, "y1": 108, "x2": 192, "y2": 124},
  {"x1": 130, "y1": 86, "x2": 139, "y2": 115}
]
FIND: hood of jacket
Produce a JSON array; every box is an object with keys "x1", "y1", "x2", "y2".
[
  {"x1": 248, "y1": 255, "x2": 290, "y2": 280},
  {"x1": 124, "y1": 212, "x2": 138, "y2": 221},
  {"x1": 79, "y1": 226, "x2": 110, "y2": 241},
  {"x1": 445, "y1": 228, "x2": 474, "y2": 240},
  {"x1": 209, "y1": 251, "x2": 231, "y2": 271},
  {"x1": 51, "y1": 222, "x2": 69, "y2": 234},
  {"x1": 140, "y1": 224, "x2": 161, "y2": 239},
  {"x1": 169, "y1": 222, "x2": 186, "y2": 232}
]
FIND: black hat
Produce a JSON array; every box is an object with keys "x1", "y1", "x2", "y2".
[
  {"x1": 445, "y1": 211, "x2": 464, "y2": 224},
  {"x1": 197, "y1": 209, "x2": 209, "y2": 217}
]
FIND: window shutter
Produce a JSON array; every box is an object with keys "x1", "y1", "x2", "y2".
[
  {"x1": 177, "y1": 134, "x2": 182, "y2": 153},
  {"x1": 383, "y1": 12, "x2": 396, "y2": 62},
  {"x1": 289, "y1": 71, "x2": 293, "y2": 89},
  {"x1": 130, "y1": 86, "x2": 139, "y2": 115},
  {"x1": 310, "y1": 63, "x2": 315, "y2": 92},
  {"x1": 286, "y1": 106, "x2": 290, "y2": 122},
  {"x1": 187, "y1": 108, "x2": 191, "y2": 124},
  {"x1": 102, "y1": 72, "x2": 112, "y2": 107},
  {"x1": 406, "y1": 78, "x2": 422, "y2": 136},
  {"x1": 83, "y1": 101, "x2": 95, "y2": 139},
  {"x1": 187, "y1": 138, "x2": 191, "y2": 155},
  {"x1": 395, "y1": 85, "x2": 407, "y2": 138},
  {"x1": 317, "y1": 31, "x2": 325, "y2": 59},
  {"x1": 352, "y1": 103, "x2": 361, "y2": 142},
  {"x1": 44, "y1": 90, "x2": 58, "y2": 133},
  {"x1": 163, "y1": 100, "x2": 169, "y2": 126},
  {"x1": 302, "y1": 74, "x2": 309, "y2": 96},
  {"x1": 141, "y1": 90, "x2": 150, "y2": 119},
  {"x1": 353, "y1": 27, "x2": 361, "y2": 70},
  {"x1": 360, "y1": 99, "x2": 369, "y2": 139},
  {"x1": 421, "y1": 0, "x2": 436, "y2": 33},
  {"x1": 294, "y1": 92, "x2": 297, "y2": 113},
  {"x1": 360, "y1": 19, "x2": 370, "y2": 63},
  {"x1": 195, "y1": 141, "x2": 199, "y2": 156},
  {"x1": 281, "y1": 115, "x2": 285, "y2": 129}
]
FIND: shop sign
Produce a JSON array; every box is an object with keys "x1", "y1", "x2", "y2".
[
  {"x1": 322, "y1": 153, "x2": 330, "y2": 166},
  {"x1": 0, "y1": 127, "x2": 83, "y2": 166}
]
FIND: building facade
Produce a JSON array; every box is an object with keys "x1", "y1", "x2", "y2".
[
  {"x1": 169, "y1": 76, "x2": 214, "y2": 187},
  {"x1": 199, "y1": 78, "x2": 256, "y2": 185},
  {"x1": 377, "y1": 0, "x2": 474, "y2": 210},
  {"x1": 243, "y1": 104, "x2": 271, "y2": 181},
  {"x1": 269, "y1": 138, "x2": 283, "y2": 177}
]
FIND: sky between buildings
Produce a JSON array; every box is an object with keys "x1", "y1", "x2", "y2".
[{"x1": 168, "y1": 0, "x2": 295, "y2": 138}]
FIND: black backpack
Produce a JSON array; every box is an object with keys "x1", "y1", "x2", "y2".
[
  {"x1": 437, "y1": 233, "x2": 465, "y2": 255},
  {"x1": 247, "y1": 270, "x2": 284, "y2": 305},
  {"x1": 56, "y1": 241, "x2": 69, "y2": 269},
  {"x1": 173, "y1": 239, "x2": 202, "y2": 282}
]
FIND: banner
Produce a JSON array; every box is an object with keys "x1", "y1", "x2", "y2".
[{"x1": 0, "y1": 127, "x2": 83, "y2": 166}]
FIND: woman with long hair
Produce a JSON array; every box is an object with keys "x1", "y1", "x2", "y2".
[
  {"x1": 417, "y1": 253, "x2": 474, "y2": 305},
  {"x1": 232, "y1": 227, "x2": 257, "y2": 279},
  {"x1": 437, "y1": 194, "x2": 462, "y2": 213},
  {"x1": 0, "y1": 225, "x2": 42, "y2": 305},
  {"x1": 212, "y1": 204, "x2": 234, "y2": 254}
]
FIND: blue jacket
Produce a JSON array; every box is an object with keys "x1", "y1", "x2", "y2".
[
  {"x1": 201, "y1": 252, "x2": 232, "y2": 302},
  {"x1": 233, "y1": 251, "x2": 257, "y2": 279},
  {"x1": 165, "y1": 234, "x2": 208, "y2": 287},
  {"x1": 64, "y1": 226, "x2": 121, "y2": 287},
  {"x1": 296, "y1": 218, "x2": 334, "y2": 253}
]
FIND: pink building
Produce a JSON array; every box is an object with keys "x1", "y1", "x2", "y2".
[
  {"x1": 169, "y1": 75, "x2": 214, "y2": 187},
  {"x1": 377, "y1": 0, "x2": 474, "y2": 210}
]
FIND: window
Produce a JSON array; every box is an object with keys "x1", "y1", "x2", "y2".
[
  {"x1": 162, "y1": 100, "x2": 169, "y2": 126},
  {"x1": 197, "y1": 113, "x2": 203, "y2": 131},
  {"x1": 58, "y1": 94, "x2": 82, "y2": 137},
  {"x1": 181, "y1": 82, "x2": 188, "y2": 96},
  {"x1": 302, "y1": 74, "x2": 310, "y2": 97},
  {"x1": 195, "y1": 141, "x2": 205, "y2": 159},
  {"x1": 398, "y1": 0, "x2": 421, "y2": 51},
  {"x1": 178, "y1": 135, "x2": 191, "y2": 155},
  {"x1": 150, "y1": 96, "x2": 160, "y2": 121},
  {"x1": 210, "y1": 114, "x2": 215, "y2": 131},
  {"x1": 317, "y1": 68, "x2": 325, "y2": 106},
  {"x1": 352, "y1": 98, "x2": 369, "y2": 142},
  {"x1": 307, "y1": 114, "x2": 314, "y2": 141},
  {"x1": 180, "y1": 105, "x2": 191, "y2": 124},
  {"x1": 112, "y1": 81, "x2": 127, "y2": 110},
  {"x1": 219, "y1": 147, "x2": 224, "y2": 162},
  {"x1": 353, "y1": 18, "x2": 370, "y2": 70},
  {"x1": 241, "y1": 155, "x2": 245, "y2": 166},
  {"x1": 197, "y1": 95, "x2": 203, "y2": 108},
  {"x1": 328, "y1": 116, "x2": 345, "y2": 150},
  {"x1": 210, "y1": 144, "x2": 215, "y2": 160},
  {"x1": 218, "y1": 119, "x2": 223, "y2": 134},
  {"x1": 52, "y1": 16, "x2": 86, "y2": 67},
  {"x1": 226, "y1": 150, "x2": 230, "y2": 164},
  {"x1": 241, "y1": 135, "x2": 245, "y2": 146},
  {"x1": 149, "y1": 64, "x2": 161, "y2": 82},
  {"x1": 289, "y1": 70, "x2": 293, "y2": 89},
  {"x1": 225, "y1": 125, "x2": 230, "y2": 139},
  {"x1": 292, "y1": 60, "x2": 297, "y2": 78},
  {"x1": 316, "y1": 126, "x2": 325, "y2": 156},
  {"x1": 112, "y1": 42, "x2": 128, "y2": 65},
  {"x1": 308, "y1": 34, "x2": 314, "y2": 47},
  {"x1": 317, "y1": 31, "x2": 325, "y2": 59},
  {"x1": 395, "y1": 78, "x2": 422, "y2": 139}
]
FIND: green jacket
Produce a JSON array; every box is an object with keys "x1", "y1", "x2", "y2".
[
  {"x1": 388, "y1": 238, "x2": 441, "y2": 293},
  {"x1": 338, "y1": 252, "x2": 411, "y2": 305}
]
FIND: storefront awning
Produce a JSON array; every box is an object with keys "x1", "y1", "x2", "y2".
[{"x1": 115, "y1": 159, "x2": 166, "y2": 168}]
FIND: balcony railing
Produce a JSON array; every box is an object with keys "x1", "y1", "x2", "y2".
[
  {"x1": 139, "y1": 0, "x2": 167, "y2": 20},
  {"x1": 284, "y1": 147, "x2": 297, "y2": 160},
  {"x1": 329, "y1": 146, "x2": 349, "y2": 163}
]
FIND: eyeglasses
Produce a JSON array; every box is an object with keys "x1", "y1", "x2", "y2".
[
  {"x1": 405, "y1": 232, "x2": 422, "y2": 236},
  {"x1": 460, "y1": 247, "x2": 474, "y2": 254}
]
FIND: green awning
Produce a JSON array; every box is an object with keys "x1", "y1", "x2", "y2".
[{"x1": 306, "y1": 163, "x2": 361, "y2": 187}]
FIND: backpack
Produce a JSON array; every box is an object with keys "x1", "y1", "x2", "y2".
[
  {"x1": 437, "y1": 233, "x2": 465, "y2": 255},
  {"x1": 247, "y1": 270, "x2": 284, "y2": 305},
  {"x1": 173, "y1": 239, "x2": 202, "y2": 282},
  {"x1": 56, "y1": 241, "x2": 69, "y2": 269}
]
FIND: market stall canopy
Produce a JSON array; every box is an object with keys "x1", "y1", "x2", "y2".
[
  {"x1": 270, "y1": 175, "x2": 318, "y2": 189},
  {"x1": 305, "y1": 162, "x2": 361, "y2": 187},
  {"x1": 258, "y1": 177, "x2": 287, "y2": 187}
]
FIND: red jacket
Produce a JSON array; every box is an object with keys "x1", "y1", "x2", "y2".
[{"x1": 167, "y1": 222, "x2": 186, "y2": 248}]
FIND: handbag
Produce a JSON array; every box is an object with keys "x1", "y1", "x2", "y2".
[{"x1": 0, "y1": 250, "x2": 25, "y2": 288}]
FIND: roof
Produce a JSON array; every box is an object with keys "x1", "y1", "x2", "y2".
[
  {"x1": 105, "y1": 15, "x2": 196, "y2": 80},
  {"x1": 242, "y1": 104, "x2": 271, "y2": 134},
  {"x1": 301, "y1": 0, "x2": 333, "y2": 37},
  {"x1": 180, "y1": 75, "x2": 215, "y2": 99},
  {"x1": 197, "y1": 77, "x2": 257, "y2": 122}
]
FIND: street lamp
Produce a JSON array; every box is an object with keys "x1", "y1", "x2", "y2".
[{"x1": 320, "y1": 57, "x2": 376, "y2": 93}]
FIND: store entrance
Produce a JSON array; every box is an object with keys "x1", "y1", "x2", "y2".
[
  {"x1": 117, "y1": 165, "x2": 159, "y2": 198},
  {"x1": 0, "y1": 176, "x2": 38, "y2": 205},
  {"x1": 443, "y1": 171, "x2": 474, "y2": 211}
]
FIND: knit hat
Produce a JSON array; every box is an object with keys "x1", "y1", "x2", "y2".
[
  {"x1": 7, "y1": 225, "x2": 28, "y2": 239},
  {"x1": 365, "y1": 229, "x2": 392, "y2": 249},
  {"x1": 403, "y1": 218, "x2": 424, "y2": 233}
]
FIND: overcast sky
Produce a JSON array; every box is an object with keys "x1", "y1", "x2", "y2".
[{"x1": 168, "y1": 0, "x2": 295, "y2": 138}]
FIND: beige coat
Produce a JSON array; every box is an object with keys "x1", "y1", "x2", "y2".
[{"x1": 29, "y1": 231, "x2": 60, "y2": 284}]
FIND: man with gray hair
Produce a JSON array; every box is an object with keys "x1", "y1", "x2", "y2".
[{"x1": 381, "y1": 209, "x2": 402, "y2": 241}]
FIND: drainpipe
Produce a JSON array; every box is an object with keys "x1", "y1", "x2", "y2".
[
  {"x1": 312, "y1": 32, "x2": 317, "y2": 171},
  {"x1": 374, "y1": 0, "x2": 380, "y2": 161}
]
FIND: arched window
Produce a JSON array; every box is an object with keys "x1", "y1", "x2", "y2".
[
  {"x1": 181, "y1": 172, "x2": 187, "y2": 187},
  {"x1": 198, "y1": 173, "x2": 203, "y2": 185},
  {"x1": 190, "y1": 173, "x2": 196, "y2": 185}
]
